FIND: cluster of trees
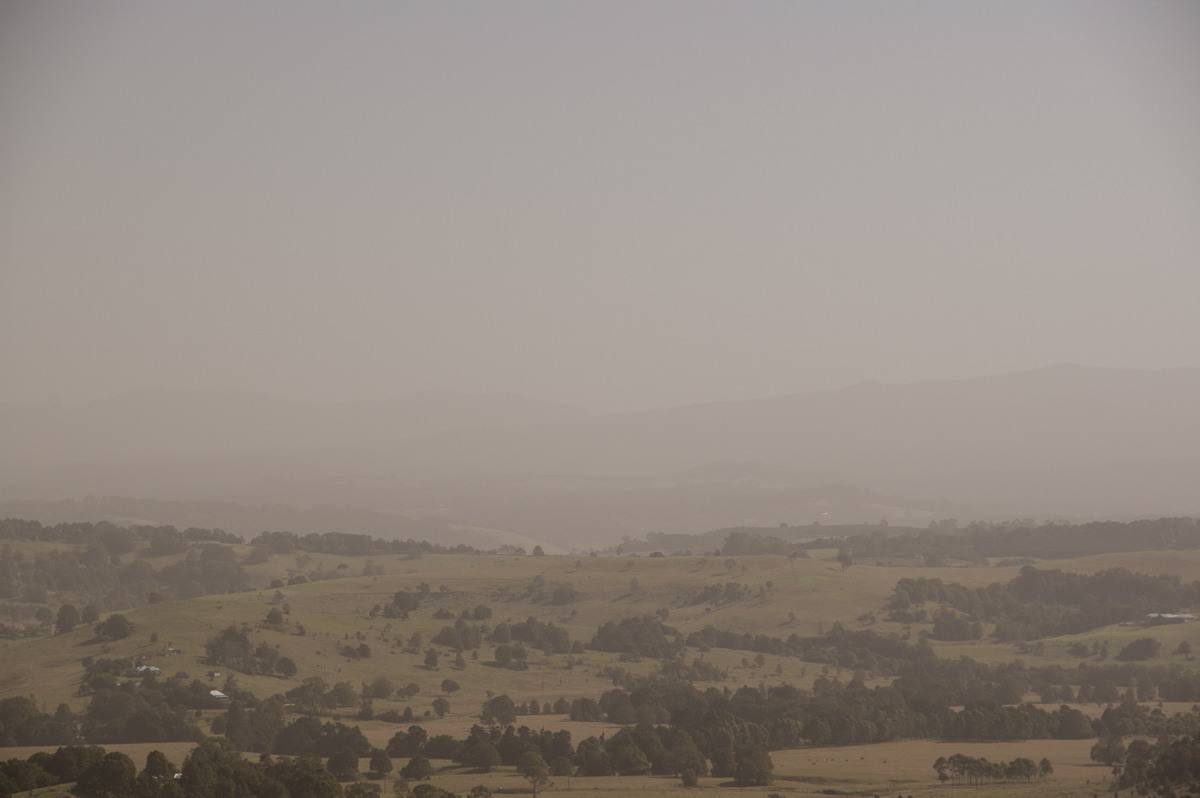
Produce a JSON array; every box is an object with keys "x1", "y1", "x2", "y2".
[
  {"x1": 889, "y1": 566, "x2": 1200, "y2": 641},
  {"x1": 487, "y1": 650, "x2": 1199, "y2": 746},
  {"x1": 0, "y1": 745, "x2": 180, "y2": 798},
  {"x1": 804, "y1": 517, "x2": 1200, "y2": 564},
  {"x1": 431, "y1": 619, "x2": 488, "y2": 652},
  {"x1": 1117, "y1": 637, "x2": 1162, "y2": 661},
  {"x1": 686, "y1": 582, "x2": 750, "y2": 607},
  {"x1": 204, "y1": 625, "x2": 295, "y2": 676},
  {"x1": 720, "y1": 531, "x2": 809, "y2": 557},
  {"x1": 496, "y1": 616, "x2": 575, "y2": 654},
  {"x1": 1110, "y1": 732, "x2": 1200, "y2": 795},
  {"x1": 419, "y1": 614, "x2": 583, "y2": 665},
  {"x1": 216, "y1": 692, "x2": 375, "y2": 757},
  {"x1": 933, "y1": 754, "x2": 1052, "y2": 784},
  {"x1": 516, "y1": 664, "x2": 1105, "y2": 749},
  {"x1": 3, "y1": 668, "x2": 235, "y2": 748},
  {"x1": 0, "y1": 522, "x2": 251, "y2": 632},
  {"x1": 969, "y1": 517, "x2": 1200, "y2": 559},
  {"x1": 81, "y1": 682, "x2": 206, "y2": 744},
  {"x1": 0, "y1": 697, "x2": 77, "y2": 747},
  {"x1": 1091, "y1": 698, "x2": 1200, "y2": 739},
  {"x1": 250, "y1": 530, "x2": 481, "y2": 557},
  {"x1": 0, "y1": 519, "x2": 241, "y2": 547},
  {"x1": 380, "y1": 588, "x2": 425, "y2": 619},
  {"x1": 385, "y1": 718, "x2": 771, "y2": 786},
  {"x1": 0, "y1": 516, "x2": 500, "y2": 635},
  {"x1": 589, "y1": 616, "x2": 682, "y2": 658},
  {"x1": 686, "y1": 622, "x2": 932, "y2": 675}
]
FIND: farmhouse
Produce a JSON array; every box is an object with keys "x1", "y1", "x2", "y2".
[{"x1": 1147, "y1": 613, "x2": 1196, "y2": 624}]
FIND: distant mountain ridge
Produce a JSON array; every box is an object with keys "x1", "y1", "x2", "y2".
[
  {"x1": 0, "y1": 388, "x2": 588, "y2": 465},
  {"x1": 3, "y1": 366, "x2": 1199, "y2": 539},
  {"x1": 315, "y1": 364, "x2": 1200, "y2": 479}
]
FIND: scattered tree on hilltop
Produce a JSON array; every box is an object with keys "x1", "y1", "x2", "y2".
[{"x1": 93, "y1": 614, "x2": 132, "y2": 641}]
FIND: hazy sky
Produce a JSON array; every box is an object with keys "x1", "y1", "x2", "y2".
[{"x1": 3, "y1": 1, "x2": 1198, "y2": 413}]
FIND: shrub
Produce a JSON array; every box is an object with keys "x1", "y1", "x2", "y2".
[{"x1": 1116, "y1": 638, "x2": 1161, "y2": 662}]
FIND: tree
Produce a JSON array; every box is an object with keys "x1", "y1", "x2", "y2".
[
  {"x1": 75, "y1": 751, "x2": 137, "y2": 798},
  {"x1": 480, "y1": 694, "x2": 516, "y2": 725},
  {"x1": 532, "y1": 545, "x2": 545, "y2": 556},
  {"x1": 275, "y1": 656, "x2": 298, "y2": 678},
  {"x1": 458, "y1": 735, "x2": 501, "y2": 772},
  {"x1": 268, "y1": 753, "x2": 340, "y2": 798},
  {"x1": 327, "y1": 748, "x2": 359, "y2": 780},
  {"x1": 575, "y1": 737, "x2": 612, "y2": 776},
  {"x1": 367, "y1": 676, "x2": 394, "y2": 700},
  {"x1": 440, "y1": 679, "x2": 460, "y2": 695},
  {"x1": 836, "y1": 549, "x2": 853, "y2": 572},
  {"x1": 611, "y1": 744, "x2": 651, "y2": 776},
  {"x1": 401, "y1": 754, "x2": 432, "y2": 780},
  {"x1": 136, "y1": 759, "x2": 181, "y2": 798},
  {"x1": 424, "y1": 648, "x2": 439, "y2": 670},
  {"x1": 368, "y1": 748, "x2": 393, "y2": 779},
  {"x1": 671, "y1": 744, "x2": 708, "y2": 778},
  {"x1": 55, "y1": 604, "x2": 80, "y2": 635},
  {"x1": 346, "y1": 784, "x2": 382, "y2": 798},
  {"x1": 733, "y1": 745, "x2": 773, "y2": 786},
  {"x1": 1091, "y1": 736, "x2": 1126, "y2": 766},
  {"x1": 1116, "y1": 638, "x2": 1161, "y2": 661},
  {"x1": 330, "y1": 680, "x2": 359, "y2": 707},
  {"x1": 412, "y1": 785, "x2": 454, "y2": 798},
  {"x1": 432, "y1": 697, "x2": 450, "y2": 718},
  {"x1": 517, "y1": 750, "x2": 551, "y2": 796},
  {"x1": 142, "y1": 750, "x2": 175, "y2": 781},
  {"x1": 94, "y1": 613, "x2": 133, "y2": 641}
]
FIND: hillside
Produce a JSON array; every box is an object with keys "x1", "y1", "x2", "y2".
[
  {"x1": 0, "y1": 388, "x2": 587, "y2": 466},
  {"x1": 6, "y1": 539, "x2": 1200, "y2": 714},
  {"x1": 5, "y1": 368, "x2": 1200, "y2": 545},
  {"x1": 5, "y1": 521, "x2": 1200, "y2": 798},
  {"x1": 0, "y1": 467, "x2": 967, "y2": 551}
]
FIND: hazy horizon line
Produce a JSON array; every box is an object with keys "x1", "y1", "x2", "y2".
[{"x1": 9, "y1": 361, "x2": 1198, "y2": 415}]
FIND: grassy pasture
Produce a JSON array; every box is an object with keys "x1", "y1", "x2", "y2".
[
  {"x1": 4, "y1": 547, "x2": 1200, "y2": 714},
  {"x1": 3, "y1": 543, "x2": 1200, "y2": 798},
  {"x1": 771, "y1": 738, "x2": 1106, "y2": 797},
  {"x1": 1043, "y1": 549, "x2": 1200, "y2": 578},
  {"x1": 0, "y1": 739, "x2": 1111, "y2": 798}
]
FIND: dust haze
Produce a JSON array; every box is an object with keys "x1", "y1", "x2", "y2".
[{"x1": 3, "y1": 2, "x2": 1200, "y2": 545}]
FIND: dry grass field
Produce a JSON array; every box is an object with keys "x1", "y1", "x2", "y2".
[{"x1": 2, "y1": 541, "x2": 1199, "y2": 796}]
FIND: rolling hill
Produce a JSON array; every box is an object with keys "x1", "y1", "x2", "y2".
[{"x1": 4, "y1": 366, "x2": 1199, "y2": 547}]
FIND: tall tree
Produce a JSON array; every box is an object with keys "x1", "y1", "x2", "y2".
[
  {"x1": 517, "y1": 750, "x2": 551, "y2": 796},
  {"x1": 55, "y1": 604, "x2": 80, "y2": 634},
  {"x1": 75, "y1": 751, "x2": 136, "y2": 798}
]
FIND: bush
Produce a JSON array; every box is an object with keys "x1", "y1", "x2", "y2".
[
  {"x1": 93, "y1": 614, "x2": 133, "y2": 641},
  {"x1": 1116, "y1": 638, "x2": 1161, "y2": 662},
  {"x1": 401, "y1": 754, "x2": 432, "y2": 780}
]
